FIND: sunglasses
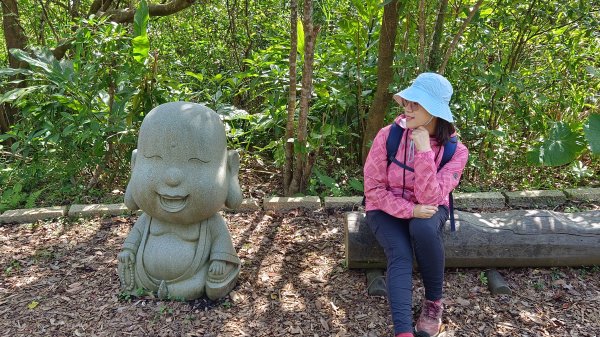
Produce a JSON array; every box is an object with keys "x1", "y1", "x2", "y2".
[{"x1": 400, "y1": 98, "x2": 420, "y2": 110}]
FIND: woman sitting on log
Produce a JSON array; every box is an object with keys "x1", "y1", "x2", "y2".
[{"x1": 363, "y1": 73, "x2": 469, "y2": 337}]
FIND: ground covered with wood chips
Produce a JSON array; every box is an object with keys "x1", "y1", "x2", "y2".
[{"x1": 1, "y1": 209, "x2": 599, "y2": 337}]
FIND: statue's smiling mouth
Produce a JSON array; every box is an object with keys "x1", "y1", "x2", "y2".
[{"x1": 158, "y1": 194, "x2": 188, "y2": 212}]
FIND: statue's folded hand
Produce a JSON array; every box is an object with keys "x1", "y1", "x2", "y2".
[
  {"x1": 208, "y1": 260, "x2": 226, "y2": 276},
  {"x1": 118, "y1": 250, "x2": 135, "y2": 264}
]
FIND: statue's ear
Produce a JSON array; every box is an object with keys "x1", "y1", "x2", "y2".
[
  {"x1": 225, "y1": 150, "x2": 243, "y2": 210},
  {"x1": 130, "y1": 149, "x2": 137, "y2": 170},
  {"x1": 124, "y1": 149, "x2": 139, "y2": 211}
]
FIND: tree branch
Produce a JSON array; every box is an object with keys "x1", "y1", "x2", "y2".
[
  {"x1": 439, "y1": 0, "x2": 484, "y2": 74},
  {"x1": 100, "y1": 0, "x2": 197, "y2": 23},
  {"x1": 417, "y1": 0, "x2": 426, "y2": 69},
  {"x1": 37, "y1": 0, "x2": 60, "y2": 43}
]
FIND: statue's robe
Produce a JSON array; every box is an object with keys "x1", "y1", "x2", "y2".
[{"x1": 122, "y1": 212, "x2": 240, "y2": 300}]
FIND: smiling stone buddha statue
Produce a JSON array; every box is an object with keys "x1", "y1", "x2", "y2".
[{"x1": 117, "y1": 102, "x2": 242, "y2": 300}]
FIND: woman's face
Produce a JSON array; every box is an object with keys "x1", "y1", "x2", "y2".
[{"x1": 400, "y1": 98, "x2": 434, "y2": 129}]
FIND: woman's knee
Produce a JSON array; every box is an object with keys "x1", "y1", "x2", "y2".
[{"x1": 409, "y1": 219, "x2": 443, "y2": 243}]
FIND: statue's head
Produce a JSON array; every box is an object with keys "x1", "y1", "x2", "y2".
[{"x1": 125, "y1": 102, "x2": 242, "y2": 224}]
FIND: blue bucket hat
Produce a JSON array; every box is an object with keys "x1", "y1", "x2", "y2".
[{"x1": 393, "y1": 72, "x2": 454, "y2": 123}]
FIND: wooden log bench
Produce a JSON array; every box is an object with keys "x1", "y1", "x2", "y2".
[{"x1": 345, "y1": 210, "x2": 600, "y2": 295}]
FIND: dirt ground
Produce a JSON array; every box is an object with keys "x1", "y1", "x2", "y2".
[{"x1": 1, "y1": 207, "x2": 599, "y2": 337}]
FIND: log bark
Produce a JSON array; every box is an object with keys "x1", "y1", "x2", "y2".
[{"x1": 345, "y1": 210, "x2": 600, "y2": 269}]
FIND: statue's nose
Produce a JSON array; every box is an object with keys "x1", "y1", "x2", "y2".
[{"x1": 164, "y1": 167, "x2": 183, "y2": 187}]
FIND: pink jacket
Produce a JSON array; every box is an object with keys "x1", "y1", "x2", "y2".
[{"x1": 364, "y1": 115, "x2": 469, "y2": 219}]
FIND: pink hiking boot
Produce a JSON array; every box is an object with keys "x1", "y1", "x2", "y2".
[{"x1": 415, "y1": 299, "x2": 443, "y2": 336}]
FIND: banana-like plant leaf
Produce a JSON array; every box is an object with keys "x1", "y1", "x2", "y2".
[
  {"x1": 132, "y1": 0, "x2": 150, "y2": 63},
  {"x1": 297, "y1": 20, "x2": 305, "y2": 58},
  {"x1": 134, "y1": 0, "x2": 149, "y2": 38},
  {"x1": 132, "y1": 36, "x2": 150, "y2": 63}
]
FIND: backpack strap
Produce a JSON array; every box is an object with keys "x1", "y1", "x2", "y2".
[
  {"x1": 361, "y1": 122, "x2": 405, "y2": 207},
  {"x1": 386, "y1": 123, "x2": 415, "y2": 172},
  {"x1": 386, "y1": 122, "x2": 404, "y2": 167},
  {"x1": 439, "y1": 136, "x2": 458, "y2": 231},
  {"x1": 438, "y1": 136, "x2": 457, "y2": 171}
]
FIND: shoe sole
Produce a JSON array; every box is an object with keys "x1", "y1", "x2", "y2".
[{"x1": 414, "y1": 326, "x2": 439, "y2": 337}]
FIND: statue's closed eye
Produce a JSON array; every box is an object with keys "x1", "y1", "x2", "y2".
[
  {"x1": 189, "y1": 158, "x2": 209, "y2": 164},
  {"x1": 144, "y1": 155, "x2": 163, "y2": 160}
]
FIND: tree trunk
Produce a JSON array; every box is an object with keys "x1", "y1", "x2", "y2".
[
  {"x1": 427, "y1": 0, "x2": 448, "y2": 71},
  {"x1": 283, "y1": 0, "x2": 298, "y2": 195},
  {"x1": 1, "y1": 0, "x2": 28, "y2": 139},
  {"x1": 288, "y1": 0, "x2": 318, "y2": 195},
  {"x1": 361, "y1": 0, "x2": 402, "y2": 163}
]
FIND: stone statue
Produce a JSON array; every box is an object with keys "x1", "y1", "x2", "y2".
[{"x1": 118, "y1": 102, "x2": 243, "y2": 301}]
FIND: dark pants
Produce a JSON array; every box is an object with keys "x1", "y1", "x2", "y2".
[{"x1": 366, "y1": 207, "x2": 448, "y2": 334}]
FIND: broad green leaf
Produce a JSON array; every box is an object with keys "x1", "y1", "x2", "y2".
[
  {"x1": 132, "y1": 0, "x2": 149, "y2": 63},
  {"x1": 0, "y1": 68, "x2": 32, "y2": 77},
  {"x1": 185, "y1": 71, "x2": 204, "y2": 82},
  {"x1": 526, "y1": 147, "x2": 542, "y2": 165},
  {"x1": 583, "y1": 114, "x2": 600, "y2": 155},
  {"x1": 0, "y1": 85, "x2": 47, "y2": 104},
  {"x1": 134, "y1": 0, "x2": 149, "y2": 38},
  {"x1": 479, "y1": 7, "x2": 493, "y2": 17},
  {"x1": 297, "y1": 20, "x2": 305, "y2": 58},
  {"x1": 27, "y1": 301, "x2": 39, "y2": 309},
  {"x1": 9, "y1": 49, "x2": 52, "y2": 73},
  {"x1": 527, "y1": 122, "x2": 585, "y2": 166},
  {"x1": 349, "y1": 178, "x2": 364, "y2": 192},
  {"x1": 314, "y1": 169, "x2": 339, "y2": 190},
  {"x1": 132, "y1": 36, "x2": 150, "y2": 63}
]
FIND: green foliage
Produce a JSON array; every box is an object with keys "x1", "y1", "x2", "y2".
[
  {"x1": 478, "y1": 271, "x2": 488, "y2": 286},
  {"x1": 4, "y1": 259, "x2": 21, "y2": 276},
  {"x1": 117, "y1": 291, "x2": 132, "y2": 302},
  {"x1": 446, "y1": 0, "x2": 600, "y2": 189},
  {"x1": 0, "y1": 15, "x2": 179, "y2": 208},
  {"x1": 533, "y1": 280, "x2": 545, "y2": 291}
]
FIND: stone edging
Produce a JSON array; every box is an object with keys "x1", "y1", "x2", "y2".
[{"x1": 0, "y1": 188, "x2": 598, "y2": 224}]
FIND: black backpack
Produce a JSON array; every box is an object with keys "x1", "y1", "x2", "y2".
[{"x1": 366, "y1": 122, "x2": 458, "y2": 231}]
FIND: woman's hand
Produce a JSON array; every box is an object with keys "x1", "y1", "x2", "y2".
[
  {"x1": 413, "y1": 204, "x2": 438, "y2": 218},
  {"x1": 410, "y1": 127, "x2": 432, "y2": 152}
]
